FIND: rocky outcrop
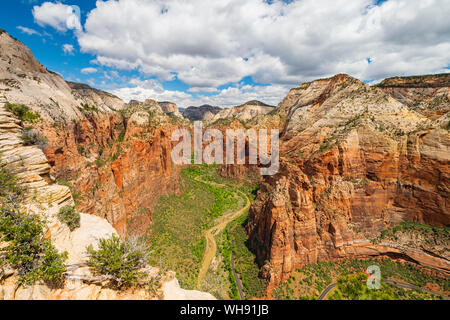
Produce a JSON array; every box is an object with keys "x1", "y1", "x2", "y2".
[
  {"x1": 67, "y1": 81, "x2": 125, "y2": 113},
  {"x1": 209, "y1": 100, "x2": 275, "y2": 124},
  {"x1": 0, "y1": 31, "x2": 85, "y2": 121},
  {"x1": 158, "y1": 101, "x2": 184, "y2": 118},
  {"x1": 377, "y1": 73, "x2": 450, "y2": 88},
  {"x1": 246, "y1": 74, "x2": 450, "y2": 289},
  {"x1": 376, "y1": 73, "x2": 450, "y2": 119},
  {"x1": 162, "y1": 278, "x2": 216, "y2": 300},
  {"x1": 183, "y1": 105, "x2": 222, "y2": 121}
]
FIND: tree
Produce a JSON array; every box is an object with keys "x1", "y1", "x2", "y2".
[{"x1": 86, "y1": 235, "x2": 151, "y2": 288}]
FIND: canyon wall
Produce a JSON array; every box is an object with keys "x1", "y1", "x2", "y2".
[
  {"x1": 0, "y1": 30, "x2": 181, "y2": 236},
  {"x1": 246, "y1": 74, "x2": 450, "y2": 288},
  {"x1": 377, "y1": 73, "x2": 450, "y2": 120}
]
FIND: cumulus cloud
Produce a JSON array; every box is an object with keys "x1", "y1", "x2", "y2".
[
  {"x1": 76, "y1": 0, "x2": 450, "y2": 89},
  {"x1": 111, "y1": 78, "x2": 289, "y2": 108},
  {"x1": 111, "y1": 79, "x2": 197, "y2": 106},
  {"x1": 33, "y1": 2, "x2": 81, "y2": 32},
  {"x1": 196, "y1": 84, "x2": 291, "y2": 108},
  {"x1": 62, "y1": 44, "x2": 75, "y2": 55},
  {"x1": 81, "y1": 67, "x2": 98, "y2": 74}
]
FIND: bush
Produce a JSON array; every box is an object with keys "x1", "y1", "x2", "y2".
[
  {"x1": 87, "y1": 235, "x2": 151, "y2": 288},
  {"x1": 57, "y1": 205, "x2": 80, "y2": 231},
  {"x1": 0, "y1": 164, "x2": 23, "y2": 200},
  {"x1": 0, "y1": 203, "x2": 67, "y2": 286},
  {"x1": 329, "y1": 273, "x2": 396, "y2": 300},
  {"x1": 4, "y1": 102, "x2": 40, "y2": 122},
  {"x1": 0, "y1": 159, "x2": 66, "y2": 286},
  {"x1": 21, "y1": 127, "x2": 48, "y2": 148}
]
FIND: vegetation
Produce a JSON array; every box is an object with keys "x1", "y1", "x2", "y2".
[
  {"x1": 0, "y1": 162, "x2": 67, "y2": 287},
  {"x1": 57, "y1": 205, "x2": 80, "y2": 231},
  {"x1": 329, "y1": 273, "x2": 443, "y2": 300},
  {"x1": 145, "y1": 164, "x2": 258, "y2": 292},
  {"x1": 79, "y1": 103, "x2": 99, "y2": 113},
  {"x1": 20, "y1": 127, "x2": 48, "y2": 148},
  {"x1": 272, "y1": 258, "x2": 449, "y2": 300},
  {"x1": 329, "y1": 273, "x2": 396, "y2": 300},
  {"x1": 0, "y1": 165, "x2": 23, "y2": 200},
  {"x1": 4, "y1": 102, "x2": 40, "y2": 122},
  {"x1": 377, "y1": 221, "x2": 450, "y2": 243},
  {"x1": 87, "y1": 234, "x2": 150, "y2": 288},
  {"x1": 0, "y1": 206, "x2": 68, "y2": 286},
  {"x1": 217, "y1": 228, "x2": 239, "y2": 300},
  {"x1": 145, "y1": 167, "x2": 227, "y2": 289},
  {"x1": 225, "y1": 214, "x2": 267, "y2": 299}
]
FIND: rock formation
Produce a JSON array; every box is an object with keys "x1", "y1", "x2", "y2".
[
  {"x1": 209, "y1": 100, "x2": 275, "y2": 124},
  {"x1": 182, "y1": 104, "x2": 222, "y2": 121},
  {"x1": 0, "y1": 30, "x2": 181, "y2": 237},
  {"x1": 158, "y1": 101, "x2": 184, "y2": 119},
  {"x1": 246, "y1": 74, "x2": 450, "y2": 289},
  {"x1": 0, "y1": 94, "x2": 214, "y2": 300},
  {"x1": 377, "y1": 73, "x2": 450, "y2": 120}
]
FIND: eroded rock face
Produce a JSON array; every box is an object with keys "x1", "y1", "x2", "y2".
[
  {"x1": 209, "y1": 100, "x2": 275, "y2": 124},
  {"x1": 0, "y1": 99, "x2": 211, "y2": 300},
  {"x1": 158, "y1": 101, "x2": 184, "y2": 118},
  {"x1": 246, "y1": 74, "x2": 450, "y2": 288},
  {"x1": 40, "y1": 106, "x2": 181, "y2": 236},
  {"x1": 67, "y1": 81, "x2": 125, "y2": 113},
  {"x1": 0, "y1": 30, "x2": 181, "y2": 236},
  {"x1": 377, "y1": 74, "x2": 450, "y2": 120}
]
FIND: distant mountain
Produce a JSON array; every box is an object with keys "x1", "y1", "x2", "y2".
[
  {"x1": 208, "y1": 100, "x2": 275, "y2": 124},
  {"x1": 182, "y1": 104, "x2": 222, "y2": 121}
]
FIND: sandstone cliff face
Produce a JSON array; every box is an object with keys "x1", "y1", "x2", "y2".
[
  {"x1": 0, "y1": 97, "x2": 214, "y2": 300},
  {"x1": 41, "y1": 100, "x2": 181, "y2": 236},
  {"x1": 377, "y1": 74, "x2": 450, "y2": 120},
  {"x1": 246, "y1": 74, "x2": 450, "y2": 288},
  {"x1": 209, "y1": 100, "x2": 275, "y2": 124},
  {"x1": 0, "y1": 31, "x2": 86, "y2": 121},
  {"x1": 158, "y1": 101, "x2": 184, "y2": 119},
  {"x1": 0, "y1": 30, "x2": 181, "y2": 237},
  {"x1": 67, "y1": 81, "x2": 125, "y2": 113}
]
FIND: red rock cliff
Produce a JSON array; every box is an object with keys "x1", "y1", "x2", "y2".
[{"x1": 246, "y1": 74, "x2": 450, "y2": 288}]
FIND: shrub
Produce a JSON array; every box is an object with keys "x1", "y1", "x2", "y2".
[
  {"x1": 57, "y1": 205, "x2": 80, "y2": 231},
  {"x1": 329, "y1": 273, "x2": 396, "y2": 300},
  {"x1": 0, "y1": 164, "x2": 23, "y2": 200},
  {"x1": 0, "y1": 203, "x2": 67, "y2": 286},
  {"x1": 21, "y1": 127, "x2": 48, "y2": 148},
  {"x1": 86, "y1": 235, "x2": 151, "y2": 288},
  {"x1": 4, "y1": 102, "x2": 40, "y2": 122}
]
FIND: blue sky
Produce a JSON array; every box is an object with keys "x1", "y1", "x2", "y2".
[{"x1": 1, "y1": 0, "x2": 449, "y2": 107}]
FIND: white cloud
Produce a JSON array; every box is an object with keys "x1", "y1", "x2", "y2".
[
  {"x1": 81, "y1": 67, "x2": 98, "y2": 74},
  {"x1": 188, "y1": 87, "x2": 219, "y2": 93},
  {"x1": 32, "y1": 0, "x2": 450, "y2": 107},
  {"x1": 33, "y1": 2, "x2": 81, "y2": 32},
  {"x1": 111, "y1": 78, "x2": 289, "y2": 108},
  {"x1": 62, "y1": 44, "x2": 75, "y2": 55},
  {"x1": 17, "y1": 26, "x2": 41, "y2": 36},
  {"x1": 76, "y1": 0, "x2": 450, "y2": 90},
  {"x1": 196, "y1": 84, "x2": 291, "y2": 108},
  {"x1": 111, "y1": 79, "x2": 197, "y2": 106}
]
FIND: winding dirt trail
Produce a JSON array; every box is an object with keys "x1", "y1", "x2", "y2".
[{"x1": 196, "y1": 177, "x2": 250, "y2": 289}]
